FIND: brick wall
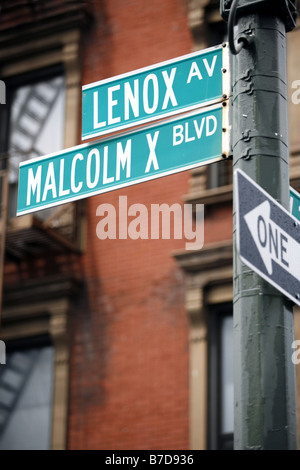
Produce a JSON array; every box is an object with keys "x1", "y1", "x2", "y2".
[{"x1": 68, "y1": 0, "x2": 194, "y2": 450}]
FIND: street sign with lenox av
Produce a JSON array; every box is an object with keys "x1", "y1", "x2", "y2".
[
  {"x1": 17, "y1": 103, "x2": 228, "y2": 216},
  {"x1": 82, "y1": 44, "x2": 229, "y2": 140},
  {"x1": 235, "y1": 169, "x2": 300, "y2": 307}
]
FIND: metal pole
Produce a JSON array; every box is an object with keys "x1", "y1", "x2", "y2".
[{"x1": 221, "y1": 0, "x2": 298, "y2": 449}]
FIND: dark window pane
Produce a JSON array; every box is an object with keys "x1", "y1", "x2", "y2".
[
  {"x1": 0, "y1": 345, "x2": 54, "y2": 450},
  {"x1": 208, "y1": 304, "x2": 234, "y2": 450},
  {"x1": 220, "y1": 315, "x2": 234, "y2": 435}
]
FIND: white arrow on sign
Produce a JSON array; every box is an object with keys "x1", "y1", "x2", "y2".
[{"x1": 244, "y1": 200, "x2": 300, "y2": 280}]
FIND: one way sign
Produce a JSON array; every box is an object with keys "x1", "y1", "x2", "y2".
[{"x1": 235, "y1": 169, "x2": 300, "y2": 306}]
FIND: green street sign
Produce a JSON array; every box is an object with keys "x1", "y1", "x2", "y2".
[
  {"x1": 17, "y1": 103, "x2": 228, "y2": 216},
  {"x1": 290, "y1": 186, "x2": 300, "y2": 221},
  {"x1": 82, "y1": 44, "x2": 229, "y2": 140}
]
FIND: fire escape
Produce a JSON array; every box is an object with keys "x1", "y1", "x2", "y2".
[
  {"x1": 0, "y1": 56, "x2": 83, "y2": 449},
  {"x1": 0, "y1": 1, "x2": 90, "y2": 317}
]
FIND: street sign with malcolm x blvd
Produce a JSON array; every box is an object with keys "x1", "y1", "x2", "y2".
[
  {"x1": 235, "y1": 169, "x2": 300, "y2": 307},
  {"x1": 17, "y1": 103, "x2": 229, "y2": 216},
  {"x1": 82, "y1": 44, "x2": 229, "y2": 140}
]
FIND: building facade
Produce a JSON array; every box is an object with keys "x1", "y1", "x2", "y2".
[{"x1": 0, "y1": 0, "x2": 299, "y2": 450}]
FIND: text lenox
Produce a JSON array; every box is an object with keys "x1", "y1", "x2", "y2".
[{"x1": 82, "y1": 45, "x2": 227, "y2": 139}]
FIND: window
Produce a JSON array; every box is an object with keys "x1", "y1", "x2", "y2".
[
  {"x1": 204, "y1": 2, "x2": 232, "y2": 190},
  {"x1": 4, "y1": 66, "x2": 65, "y2": 219},
  {"x1": 208, "y1": 303, "x2": 234, "y2": 450},
  {"x1": 0, "y1": 337, "x2": 55, "y2": 450}
]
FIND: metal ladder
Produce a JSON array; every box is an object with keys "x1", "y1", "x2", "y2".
[{"x1": 9, "y1": 76, "x2": 64, "y2": 180}]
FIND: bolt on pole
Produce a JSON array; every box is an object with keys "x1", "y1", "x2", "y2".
[{"x1": 221, "y1": 0, "x2": 298, "y2": 450}]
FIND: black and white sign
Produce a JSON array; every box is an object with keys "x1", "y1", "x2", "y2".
[{"x1": 235, "y1": 169, "x2": 300, "y2": 306}]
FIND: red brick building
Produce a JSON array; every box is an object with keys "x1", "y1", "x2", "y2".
[{"x1": 0, "y1": 0, "x2": 299, "y2": 451}]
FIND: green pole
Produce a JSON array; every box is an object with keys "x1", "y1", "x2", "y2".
[{"x1": 221, "y1": 0, "x2": 298, "y2": 449}]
